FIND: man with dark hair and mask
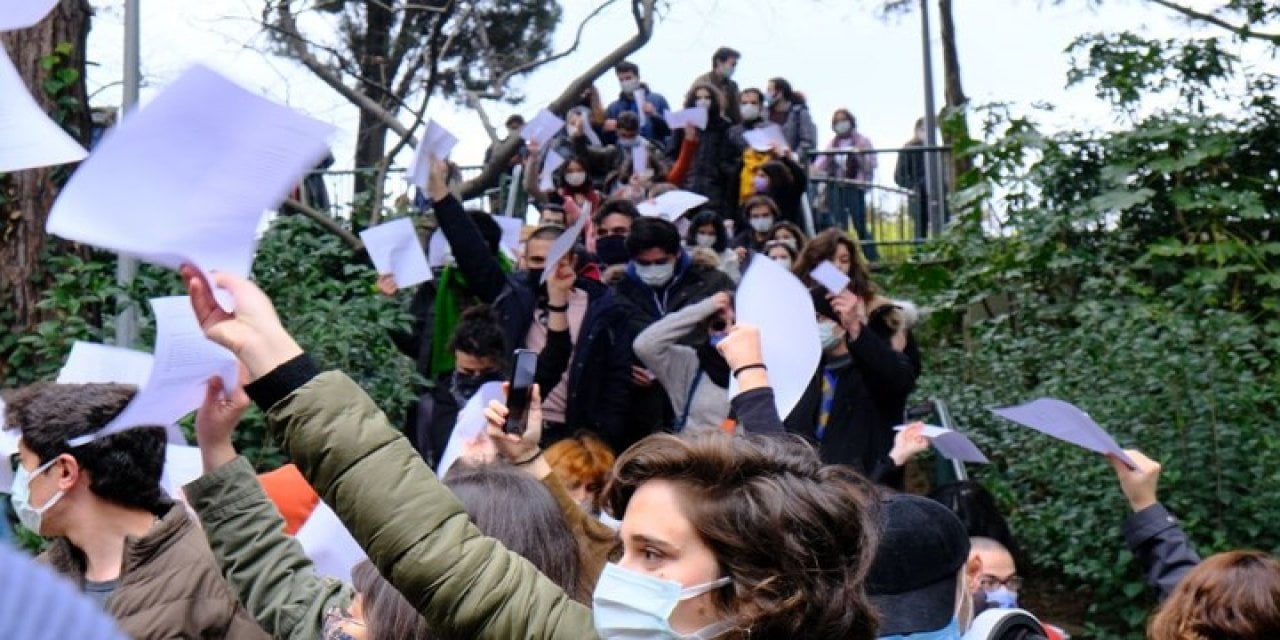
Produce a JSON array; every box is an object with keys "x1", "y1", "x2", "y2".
[
  {"x1": 425, "y1": 158, "x2": 633, "y2": 451},
  {"x1": 4, "y1": 384, "x2": 268, "y2": 639},
  {"x1": 612, "y1": 217, "x2": 735, "y2": 445}
]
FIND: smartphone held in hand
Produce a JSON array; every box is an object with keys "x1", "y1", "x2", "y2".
[{"x1": 504, "y1": 349, "x2": 538, "y2": 435}]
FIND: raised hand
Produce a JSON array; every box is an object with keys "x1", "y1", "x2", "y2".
[
  {"x1": 1109, "y1": 449, "x2": 1162, "y2": 512},
  {"x1": 889, "y1": 422, "x2": 930, "y2": 467},
  {"x1": 194, "y1": 369, "x2": 250, "y2": 473},
  {"x1": 181, "y1": 265, "x2": 302, "y2": 381}
]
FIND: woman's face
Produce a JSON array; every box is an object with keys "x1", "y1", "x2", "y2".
[
  {"x1": 696, "y1": 224, "x2": 716, "y2": 237},
  {"x1": 619, "y1": 479, "x2": 726, "y2": 634},
  {"x1": 773, "y1": 229, "x2": 796, "y2": 244},
  {"x1": 766, "y1": 246, "x2": 792, "y2": 267},
  {"x1": 325, "y1": 592, "x2": 368, "y2": 640},
  {"x1": 833, "y1": 242, "x2": 853, "y2": 275}
]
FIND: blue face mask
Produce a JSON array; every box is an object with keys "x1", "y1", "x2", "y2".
[
  {"x1": 708, "y1": 333, "x2": 727, "y2": 347},
  {"x1": 10, "y1": 458, "x2": 66, "y2": 535},
  {"x1": 984, "y1": 586, "x2": 1019, "y2": 609},
  {"x1": 592, "y1": 563, "x2": 735, "y2": 640}
]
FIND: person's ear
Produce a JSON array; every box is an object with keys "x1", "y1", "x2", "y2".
[
  {"x1": 55, "y1": 453, "x2": 84, "y2": 492},
  {"x1": 965, "y1": 552, "x2": 983, "y2": 591}
]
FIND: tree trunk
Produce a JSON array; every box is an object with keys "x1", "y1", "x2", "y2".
[
  {"x1": 937, "y1": 0, "x2": 974, "y2": 177},
  {"x1": 0, "y1": 0, "x2": 93, "y2": 380},
  {"x1": 351, "y1": 0, "x2": 394, "y2": 226}
]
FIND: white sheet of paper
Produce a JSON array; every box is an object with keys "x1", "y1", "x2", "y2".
[
  {"x1": 810, "y1": 261, "x2": 851, "y2": 294},
  {"x1": 521, "y1": 109, "x2": 565, "y2": 147},
  {"x1": 427, "y1": 230, "x2": 452, "y2": 269},
  {"x1": 637, "y1": 200, "x2": 661, "y2": 218},
  {"x1": 493, "y1": 215, "x2": 524, "y2": 251},
  {"x1": 0, "y1": 0, "x2": 59, "y2": 31},
  {"x1": 634, "y1": 88, "x2": 648, "y2": 128},
  {"x1": 57, "y1": 341, "x2": 154, "y2": 387},
  {"x1": 991, "y1": 398, "x2": 1137, "y2": 469},
  {"x1": 71, "y1": 296, "x2": 239, "y2": 445},
  {"x1": 729, "y1": 253, "x2": 821, "y2": 420},
  {"x1": 0, "y1": 45, "x2": 87, "y2": 172},
  {"x1": 539, "y1": 149, "x2": 566, "y2": 192},
  {"x1": 630, "y1": 143, "x2": 648, "y2": 177},
  {"x1": 408, "y1": 120, "x2": 458, "y2": 190},
  {"x1": 894, "y1": 424, "x2": 990, "y2": 464},
  {"x1": 742, "y1": 124, "x2": 789, "y2": 152},
  {"x1": 159, "y1": 444, "x2": 204, "y2": 499},
  {"x1": 359, "y1": 217, "x2": 432, "y2": 288},
  {"x1": 540, "y1": 203, "x2": 590, "y2": 284},
  {"x1": 638, "y1": 190, "x2": 708, "y2": 221},
  {"x1": 664, "y1": 107, "x2": 709, "y2": 130},
  {"x1": 296, "y1": 499, "x2": 368, "y2": 581},
  {"x1": 45, "y1": 64, "x2": 335, "y2": 279},
  {"x1": 436, "y1": 381, "x2": 507, "y2": 479}
]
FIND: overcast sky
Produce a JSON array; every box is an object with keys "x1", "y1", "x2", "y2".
[{"x1": 82, "y1": 0, "x2": 1273, "y2": 177}]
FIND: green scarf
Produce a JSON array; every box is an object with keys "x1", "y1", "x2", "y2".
[{"x1": 429, "y1": 252, "x2": 514, "y2": 379}]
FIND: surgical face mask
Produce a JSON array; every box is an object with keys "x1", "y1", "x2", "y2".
[
  {"x1": 10, "y1": 458, "x2": 65, "y2": 535},
  {"x1": 596, "y1": 234, "x2": 631, "y2": 266},
  {"x1": 751, "y1": 175, "x2": 769, "y2": 194},
  {"x1": 592, "y1": 563, "x2": 735, "y2": 640},
  {"x1": 565, "y1": 171, "x2": 587, "y2": 187},
  {"x1": 984, "y1": 586, "x2": 1019, "y2": 609},
  {"x1": 719, "y1": 63, "x2": 736, "y2": 80},
  {"x1": 770, "y1": 255, "x2": 792, "y2": 270},
  {"x1": 695, "y1": 98, "x2": 713, "y2": 111},
  {"x1": 739, "y1": 104, "x2": 760, "y2": 121},
  {"x1": 817, "y1": 321, "x2": 842, "y2": 351},
  {"x1": 525, "y1": 268, "x2": 545, "y2": 289},
  {"x1": 695, "y1": 233, "x2": 717, "y2": 248},
  {"x1": 834, "y1": 121, "x2": 853, "y2": 136},
  {"x1": 749, "y1": 217, "x2": 773, "y2": 234},
  {"x1": 635, "y1": 261, "x2": 676, "y2": 288},
  {"x1": 766, "y1": 93, "x2": 779, "y2": 107},
  {"x1": 621, "y1": 78, "x2": 640, "y2": 94}
]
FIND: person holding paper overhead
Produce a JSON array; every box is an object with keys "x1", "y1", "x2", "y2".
[
  {"x1": 786, "y1": 233, "x2": 922, "y2": 488},
  {"x1": 426, "y1": 159, "x2": 632, "y2": 451},
  {"x1": 666, "y1": 82, "x2": 741, "y2": 215},
  {"x1": 603, "y1": 61, "x2": 671, "y2": 145},
  {"x1": 4, "y1": 383, "x2": 269, "y2": 639}
]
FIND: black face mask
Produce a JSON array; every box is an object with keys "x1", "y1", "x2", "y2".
[
  {"x1": 524, "y1": 268, "x2": 545, "y2": 289},
  {"x1": 450, "y1": 370, "x2": 503, "y2": 405},
  {"x1": 595, "y1": 235, "x2": 630, "y2": 266}
]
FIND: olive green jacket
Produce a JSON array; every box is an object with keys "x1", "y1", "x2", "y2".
[
  {"x1": 255, "y1": 366, "x2": 597, "y2": 639},
  {"x1": 184, "y1": 456, "x2": 351, "y2": 640}
]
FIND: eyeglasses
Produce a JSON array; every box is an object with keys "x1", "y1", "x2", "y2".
[{"x1": 979, "y1": 575, "x2": 1023, "y2": 592}]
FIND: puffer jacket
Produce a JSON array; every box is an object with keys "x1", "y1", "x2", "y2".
[
  {"x1": 185, "y1": 456, "x2": 351, "y2": 640},
  {"x1": 244, "y1": 359, "x2": 598, "y2": 639},
  {"x1": 43, "y1": 502, "x2": 269, "y2": 640}
]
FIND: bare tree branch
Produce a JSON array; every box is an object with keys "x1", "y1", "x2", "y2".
[
  {"x1": 467, "y1": 90, "x2": 501, "y2": 145},
  {"x1": 480, "y1": 0, "x2": 622, "y2": 99},
  {"x1": 1147, "y1": 0, "x2": 1280, "y2": 43},
  {"x1": 458, "y1": 0, "x2": 657, "y2": 200},
  {"x1": 284, "y1": 198, "x2": 362, "y2": 249}
]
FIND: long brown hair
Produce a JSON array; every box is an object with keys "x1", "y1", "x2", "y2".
[
  {"x1": 793, "y1": 228, "x2": 875, "y2": 299},
  {"x1": 605, "y1": 433, "x2": 880, "y2": 640},
  {"x1": 352, "y1": 560, "x2": 431, "y2": 640},
  {"x1": 1148, "y1": 550, "x2": 1280, "y2": 640}
]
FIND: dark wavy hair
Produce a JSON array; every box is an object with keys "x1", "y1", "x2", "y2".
[
  {"x1": 686, "y1": 210, "x2": 730, "y2": 253},
  {"x1": 605, "y1": 433, "x2": 880, "y2": 640},
  {"x1": 449, "y1": 304, "x2": 506, "y2": 365},
  {"x1": 793, "y1": 228, "x2": 874, "y2": 299},
  {"x1": 5, "y1": 383, "x2": 169, "y2": 514}
]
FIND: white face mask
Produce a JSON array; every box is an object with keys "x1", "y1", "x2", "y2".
[
  {"x1": 593, "y1": 563, "x2": 735, "y2": 640},
  {"x1": 817, "y1": 321, "x2": 843, "y2": 351},
  {"x1": 749, "y1": 217, "x2": 773, "y2": 234},
  {"x1": 635, "y1": 261, "x2": 676, "y2": 288},
  {"x1": 834, "y1": 121, "x2": 853, "y2": 136},
  {"x1": 695, "y1": 98, "x2": 713, "y2": 111},
  {"x1": 739, "y1": 104, "x2": 760, "y2": 121},
  {"x1": 10, "y1": 458, "x2": 66, "y2": 535},
  {"x1": 621, "y1": 78, "x2": 641, "y2": 94},
  {"x1": 565, "y1": 172, "x2": 587, "y2": 187},
  {"x1": 770, "y1": 255, "x2": 792, "y2": 270},
  {"x1": 695, "y1": 233, "x2": 717, "y2": 248}
]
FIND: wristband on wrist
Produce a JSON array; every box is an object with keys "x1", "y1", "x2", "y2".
[
  {"x1": 512, "y1": 449, "x2": 543, "y2": 466},
  {"x1": 732, "y1": 363, "x2": 767, "y2": 378}
]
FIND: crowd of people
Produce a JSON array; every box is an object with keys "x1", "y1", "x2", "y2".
[{"x1": 4, "y1": 46, "x2": 1280, "y2": 640}]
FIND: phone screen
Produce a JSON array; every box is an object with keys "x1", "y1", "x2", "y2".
[{"x1": 504, "y1": 349, "x2": 538, "y2": 435}]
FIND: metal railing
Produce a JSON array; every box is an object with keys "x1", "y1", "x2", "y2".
[
  {"x1": 294, "y1": 165, "x2": 516, "y2": 220},
  {"x1": 803, "y1": 146, "x2": 952, "y2": 263}
]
